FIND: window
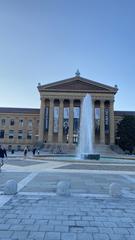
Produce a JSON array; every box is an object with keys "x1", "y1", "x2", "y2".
[
  {"x1": 1, "y1": 119, "x2": 5, "y2": 126},
  {"x1": 28, "y1": 120, "x2": 32, "y2": 127},
  {"x1": 18, "y1": 130, "x2": 23, "y2": 139},
  {"x1": 0, "y1": 130, "x2": 4, "y2": 138},
  {"x1": 27, "y1": 130, "x2": 32, "y2": 139},
  {"x1": 19, "y1": 119, "x2": 24, "y2": 127},
  {"x1": 9, "y1": 130, "x2": 14, "y2": 139},
  {"x1": 10, "y1": 119, "x2": 15, "y2": 126}
]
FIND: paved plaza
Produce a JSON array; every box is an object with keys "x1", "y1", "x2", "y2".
[{"x1": 0, "y1": 154, "x2": 135, "y2": 239}]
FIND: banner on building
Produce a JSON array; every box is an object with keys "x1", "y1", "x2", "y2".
[
  {"x1": 64, "y1": 107, "x2": 69, "y2": 119},
  {"x1": 53, "y1": 106, "x2": 59, "y2": 133},
  {"x1": 73, "y1": 107, "x2": 80, "y2": 133},
  {"x1": 95, "y1": 108, "x2": 100, "y2": 120},
  {"x1": 63, "y1": 107, "x2": 69, "y2": 134},
  {"x1": 63, "y1": 119, "x2": 69, "y2": 134},
  {"x1": 74, "y1": 107, "x2": 80, "y2": 119},
  {"x1": 95, "y1": 108, "x2": 100, "y2": 133},
  {"x1": 44, "y1": 107, "x2": 49, "y2": 130},
  {"x1": 104, "y1": 108, "x2": 109, "y2": 133}
]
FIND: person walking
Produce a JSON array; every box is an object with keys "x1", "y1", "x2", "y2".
[
  {"x1": 32, "y1": 147, "x2": 36, "y2": 156},
  {"x1": 3, "y1": 147, "x2": 7, "y2": 158},
  {"x1": 24, "y1": 147, "x2": 28, "y2": 158},
  {"x1": 0, "y1": 145, "x2": 4, "y2": 167}
]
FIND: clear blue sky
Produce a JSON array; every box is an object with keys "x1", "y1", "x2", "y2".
[{"x1": 0, "y1": 0, "x2": 135, "y2": 111}]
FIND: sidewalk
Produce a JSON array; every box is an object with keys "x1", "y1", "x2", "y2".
[
  {"x1": 0, "y1": 156, "x2": 135, "y2": 239},
  {"x1": 0, "y1": 194, "x2": 135, "y2": 240}
]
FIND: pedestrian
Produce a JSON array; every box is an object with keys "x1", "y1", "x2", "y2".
[
  {"x1": 32, "y1": 147, "x2": 36, "y2": 156},
  {"x1": 37, "y1": 149, "x2": 40, "y2": 155},
  {"x1": 24, "y1": 147, "x2": 28, "y2": 158},
  {"x1": 3, "y1": 147, "x2": 7, "y2": 158},
  {"x1": 0, "y1": 145, "x2": 4, "y2": 167}
]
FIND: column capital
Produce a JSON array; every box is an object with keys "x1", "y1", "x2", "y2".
[
  {"x1": 49, "y1": 98, "x2": 54, "y2": 104},
  {"x1": 70, "y1": 99, "x2": 74, "y2": 105},
  {"x1": 59, "y1": 98, "x2": 64, "y2": 103},
  {"x1": 58, "y1": 96, "x2": 65, "y2": 100},
  {"x1": 100, "y1": 99, "x2": 105, "y2": 104},
  {"x1": 59, "y1": 99, "x2": 64, "y2": 109}
]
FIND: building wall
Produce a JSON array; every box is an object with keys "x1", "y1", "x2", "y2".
[
  {"x1": 0, "y1": 75, "x2": 120, "y2": 149},
  {"x1": 0, "y1": 110, "x2": 39, "y2": 150},
  {"x1": 0, "y1": 109, "x2": 134, "y2": 150}
]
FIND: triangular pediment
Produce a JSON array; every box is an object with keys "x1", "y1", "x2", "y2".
[{"x1": 38, "y1": 76, "x2": 117, "y2": 94}]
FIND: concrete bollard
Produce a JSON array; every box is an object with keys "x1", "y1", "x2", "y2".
[
  {"x1": 4, "y1": 180, "x2": 17, "y2": 195},
  {"x1": 109, "y1": 183, "x2": 122, "y2": 198},
  {"x1": 56, "y1": 181, "x2": 71, "y2": 196}
]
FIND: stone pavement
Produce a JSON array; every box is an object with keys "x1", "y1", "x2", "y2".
[
  {"x1": 0, "y1": 194, "x2": 135, "y2": 240},
  {"x1": 0, "y1": 156, "x2": 135, "y2": 239},
  {"x1": 18, "y1": 172, "x2": 129, "y2": 194}
]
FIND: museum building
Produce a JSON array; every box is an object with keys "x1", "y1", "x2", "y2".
[{"x1": 0, "y1": 74, "x2": 134, "y2": 151}]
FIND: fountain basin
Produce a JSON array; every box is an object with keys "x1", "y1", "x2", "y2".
[{"x1": 81, "y1": 153, "x2": 100, "y2": 160}]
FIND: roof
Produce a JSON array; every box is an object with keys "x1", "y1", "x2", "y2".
[
  {"x1": 38, "y1": 76, "x2": 118, "y2": 94},
  {"x1": 114, "y1": 111, "x2": 135, "y2": 116},
  {"x1": 0, "y1": 108, "x2": 134, "y2": 117},
  {"x1": 0, "y1": 107, "x2": 40, "y2": 114}
]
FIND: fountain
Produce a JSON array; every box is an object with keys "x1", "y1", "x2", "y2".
[{"x1": 78, "y1": 94, "x2": 100, "y2": 160}]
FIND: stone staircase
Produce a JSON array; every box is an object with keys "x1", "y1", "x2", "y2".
[
  {"x1": 42, "y1": 143, "x2": 76, "y2": 154},
  {"x1": 94, "y1": 144, "x2": 118, "y2": 156},
  {"x1": 41, "y1": 143, "x2": 118, "y2": 156}
]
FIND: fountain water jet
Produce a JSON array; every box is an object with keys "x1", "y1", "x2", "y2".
[{"x1": 78, "y1": 94, "x2": 100, "y2": 160}]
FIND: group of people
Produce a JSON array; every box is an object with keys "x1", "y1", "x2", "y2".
[
  {"x1": 32, "y1": 147, "x2": 40, "y2": 156},
  {"x1": 23, "y1": 146, "x2": 39, "y2": 158},
  {"x1": 0, "y1": 145, "x2": 39, "y2": 166},
  {"x1": 0, "y1": 145, "x2": 7, "y2": 167}
]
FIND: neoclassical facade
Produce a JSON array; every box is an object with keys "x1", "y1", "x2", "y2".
[
  {"x1": 0, "y1": 74, "x2": 134, "y2": 150},
  {"x1": 38, "y1": 75, "x2": 117, "y2": 146}
]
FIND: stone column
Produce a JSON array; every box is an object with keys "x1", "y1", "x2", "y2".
[
  {"x1": 58, "y1": 99, "x2": 64, "y2": 143},
  {"x1": 100, "y1": 99, "x2": 105, "y2": 144},
  {"x1": 68, "y1": 99, "x2": 74, "y2": 144},
  {"x1": 38, "y1": 97, "x2": 45, "y2": 143},
  {"x1": 48, "y1": 98, "x2": 54, "y2": 143},
  {"x1": 109, "y1": 99, "x2": 115, "y2": 144}
]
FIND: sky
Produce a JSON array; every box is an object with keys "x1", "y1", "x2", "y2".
[{"x1": 0, "y1": 0, "x2": 135, "y2": 111}]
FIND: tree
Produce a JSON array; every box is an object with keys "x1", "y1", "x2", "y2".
[{"x1": 117, "y1": 116, "x2": 135, "y2": 154}]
